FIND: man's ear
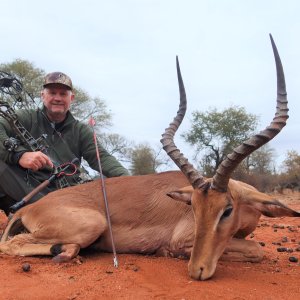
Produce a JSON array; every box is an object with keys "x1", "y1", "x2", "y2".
[
  {"x1": 167, "y1": 186, "x2": 193, "y2": 205},
  {"x1": 70, "y1": 92, "x2": 75, "y2": 102}
]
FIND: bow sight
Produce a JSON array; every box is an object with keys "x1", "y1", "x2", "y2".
[
  {"x1": 0, "y1": 71, "x2": 22, "y2": 98},
  {"x1": 0, "y1": 71, "x2": 48, "y2": 152}
]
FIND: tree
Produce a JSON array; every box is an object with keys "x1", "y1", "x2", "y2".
[
  {"x1": 246, "y1": 145, "x2": 275, "y2": 175},
  {"x1": 70, "y1": 87, "x2": 111, "y2": 130},
  {"x1": 98, "y1": 132, "x2": 133, "y2": 163},
  {"x1": 282, "y1": 150, "x2": 300, "y2": 178},
  {"x1": 232, "y1": 145, "x2": 277, "y2": 192},
  {"x1": 129, "y1": 143, "x2": 167, "y2": 175},
  {"x1": 0, "y1": 59, "x2": 45, "y2": 108},
  {"x1": 272, "y1": 150, "x2": 300, "y2": 192},
  {"x1": 182, "y1": 105, "x2": 258, "y2": 177}
]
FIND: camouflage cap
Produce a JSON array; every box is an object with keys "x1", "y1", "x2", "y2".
[{"x1": 43, "y1": 72, "x2": 73, "y2": 90}]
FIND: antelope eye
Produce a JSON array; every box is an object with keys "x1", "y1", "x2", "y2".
[{"x1": 220, "y1": 206, "x2": 233, "y2": 221}]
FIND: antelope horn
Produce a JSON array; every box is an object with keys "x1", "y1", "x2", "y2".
[
  {"x1": 161, "y1": 57, "x2": 205, "y2": 189},
  {"x1": 211, "y1": 34, "x2": 288, "y2": 192}
]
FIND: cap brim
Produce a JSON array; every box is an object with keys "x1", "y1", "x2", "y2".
[{"x1": 43, "y1": 83, "x2": 72, "y2": 90}]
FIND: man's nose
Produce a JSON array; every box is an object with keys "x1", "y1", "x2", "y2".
[{"x1": 53, "y1": 94, "x2": 63, "y2": 100}]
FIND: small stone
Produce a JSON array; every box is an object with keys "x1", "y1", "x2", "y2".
[
  {"x1": 288, "y1": 257, "x2": 298, "y2": 263},
  {"x1": 125, "y1": 263, "x2": 140, "y2": 272},
  {"x1": 295, "y1": 247, "x2": 300, "y2": 252},
  {"x1": 259, "y1": 242, "x2": 265, "y2": 247},
  {"x1": 22, "y1": 263, "x2": 31, "y2": 272},
  {"x1": 277, "y1": 247, "x2": 288, "y2": 252},
  {"x1": 287, "y1": 226, "x2": 297, "y2": 232},
  {"x1": 282, "y1": 237, "x2": 288, "y2": 243},
  {"x1": 272, "y1": 224, "x2": 284, "y2": 229},
  {"x1": 287, "y1": 248, "x2": 294, "y2": 253}
]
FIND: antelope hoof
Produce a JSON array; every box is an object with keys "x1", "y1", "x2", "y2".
[
  {"x1": 52, "y1": 253, "x2": 73, "y2": 263},
  {"x1": 51, "y1": 243, "x2": 80, "y2": 262}
]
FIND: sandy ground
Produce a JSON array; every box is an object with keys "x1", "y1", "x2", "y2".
[{"x1": 0, "y1": 191, "x2": 299, "y2": 300}]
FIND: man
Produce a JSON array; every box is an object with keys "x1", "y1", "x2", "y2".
[{"x1": 0, "y1": 72, "x2": 129, "y2": 215}]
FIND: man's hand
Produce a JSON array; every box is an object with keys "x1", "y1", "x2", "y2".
[{"x1": 18, "y1": 151, "x2": 53, "y2": 171}]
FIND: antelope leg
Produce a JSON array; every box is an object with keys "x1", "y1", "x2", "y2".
[{"x1": 220, "y1": 238, "x2": 263, "y2": 262}]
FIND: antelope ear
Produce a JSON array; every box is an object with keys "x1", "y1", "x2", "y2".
[
  {"x1": 239, "y1": 189, "x2": 300, "y2": 217},
  {"x1": 230, "y1": 181, "x2": 300, "y2": 218},
  {"x1": 167, "y1": 186, "x2": 193, "y2": 205},
  {"x1": 252, "y1": 199, "x2": 300, "y2": 218}
]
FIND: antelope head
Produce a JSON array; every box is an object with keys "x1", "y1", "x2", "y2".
[{"x1": 161, "y1": 35, "x2": 292, "y2": 280}]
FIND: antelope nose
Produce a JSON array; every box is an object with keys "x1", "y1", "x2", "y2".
[{"x1": 189, "y1": 267, "x2": 204, "y2": 281}]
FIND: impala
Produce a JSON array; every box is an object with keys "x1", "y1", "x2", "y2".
[{"x1": 0, "y1": 35, "x2": 299, "y2": 280}]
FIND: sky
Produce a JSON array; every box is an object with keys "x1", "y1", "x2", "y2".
[{"x1": 1, "y1": 0, "x2": 299, "y2": 170}]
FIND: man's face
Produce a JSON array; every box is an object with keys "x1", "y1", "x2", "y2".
[{"x1": 41, "y1": 84, "x2": 74, "y2": 122}]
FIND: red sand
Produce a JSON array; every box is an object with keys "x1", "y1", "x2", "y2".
[{"x1": 0, "y1": 191, "x2": 299, "y2": 300}]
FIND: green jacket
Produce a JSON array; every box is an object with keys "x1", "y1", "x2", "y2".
[{"x1": 0, "y1": 107, "x2": 129, "y2": 185}]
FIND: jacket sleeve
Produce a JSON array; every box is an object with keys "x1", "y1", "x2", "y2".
[
  {"x1": 0, "y1": 112, "x2": 29, "y2": 164},
  {"x1": 79, "y1": 123, "x2": 129, "y2": 177}
]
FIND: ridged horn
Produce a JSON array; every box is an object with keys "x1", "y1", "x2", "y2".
[
  {"x1": 211, "y1": 34, "x2": 288, "y2": 192},
  {"x1": 161, "y1": 57, "x2": 205, "y2": 188}
]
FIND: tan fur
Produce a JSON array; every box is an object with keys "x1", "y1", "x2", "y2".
[{"x1": 0, "y1": 171, "x2": 299, "y2": 281}]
